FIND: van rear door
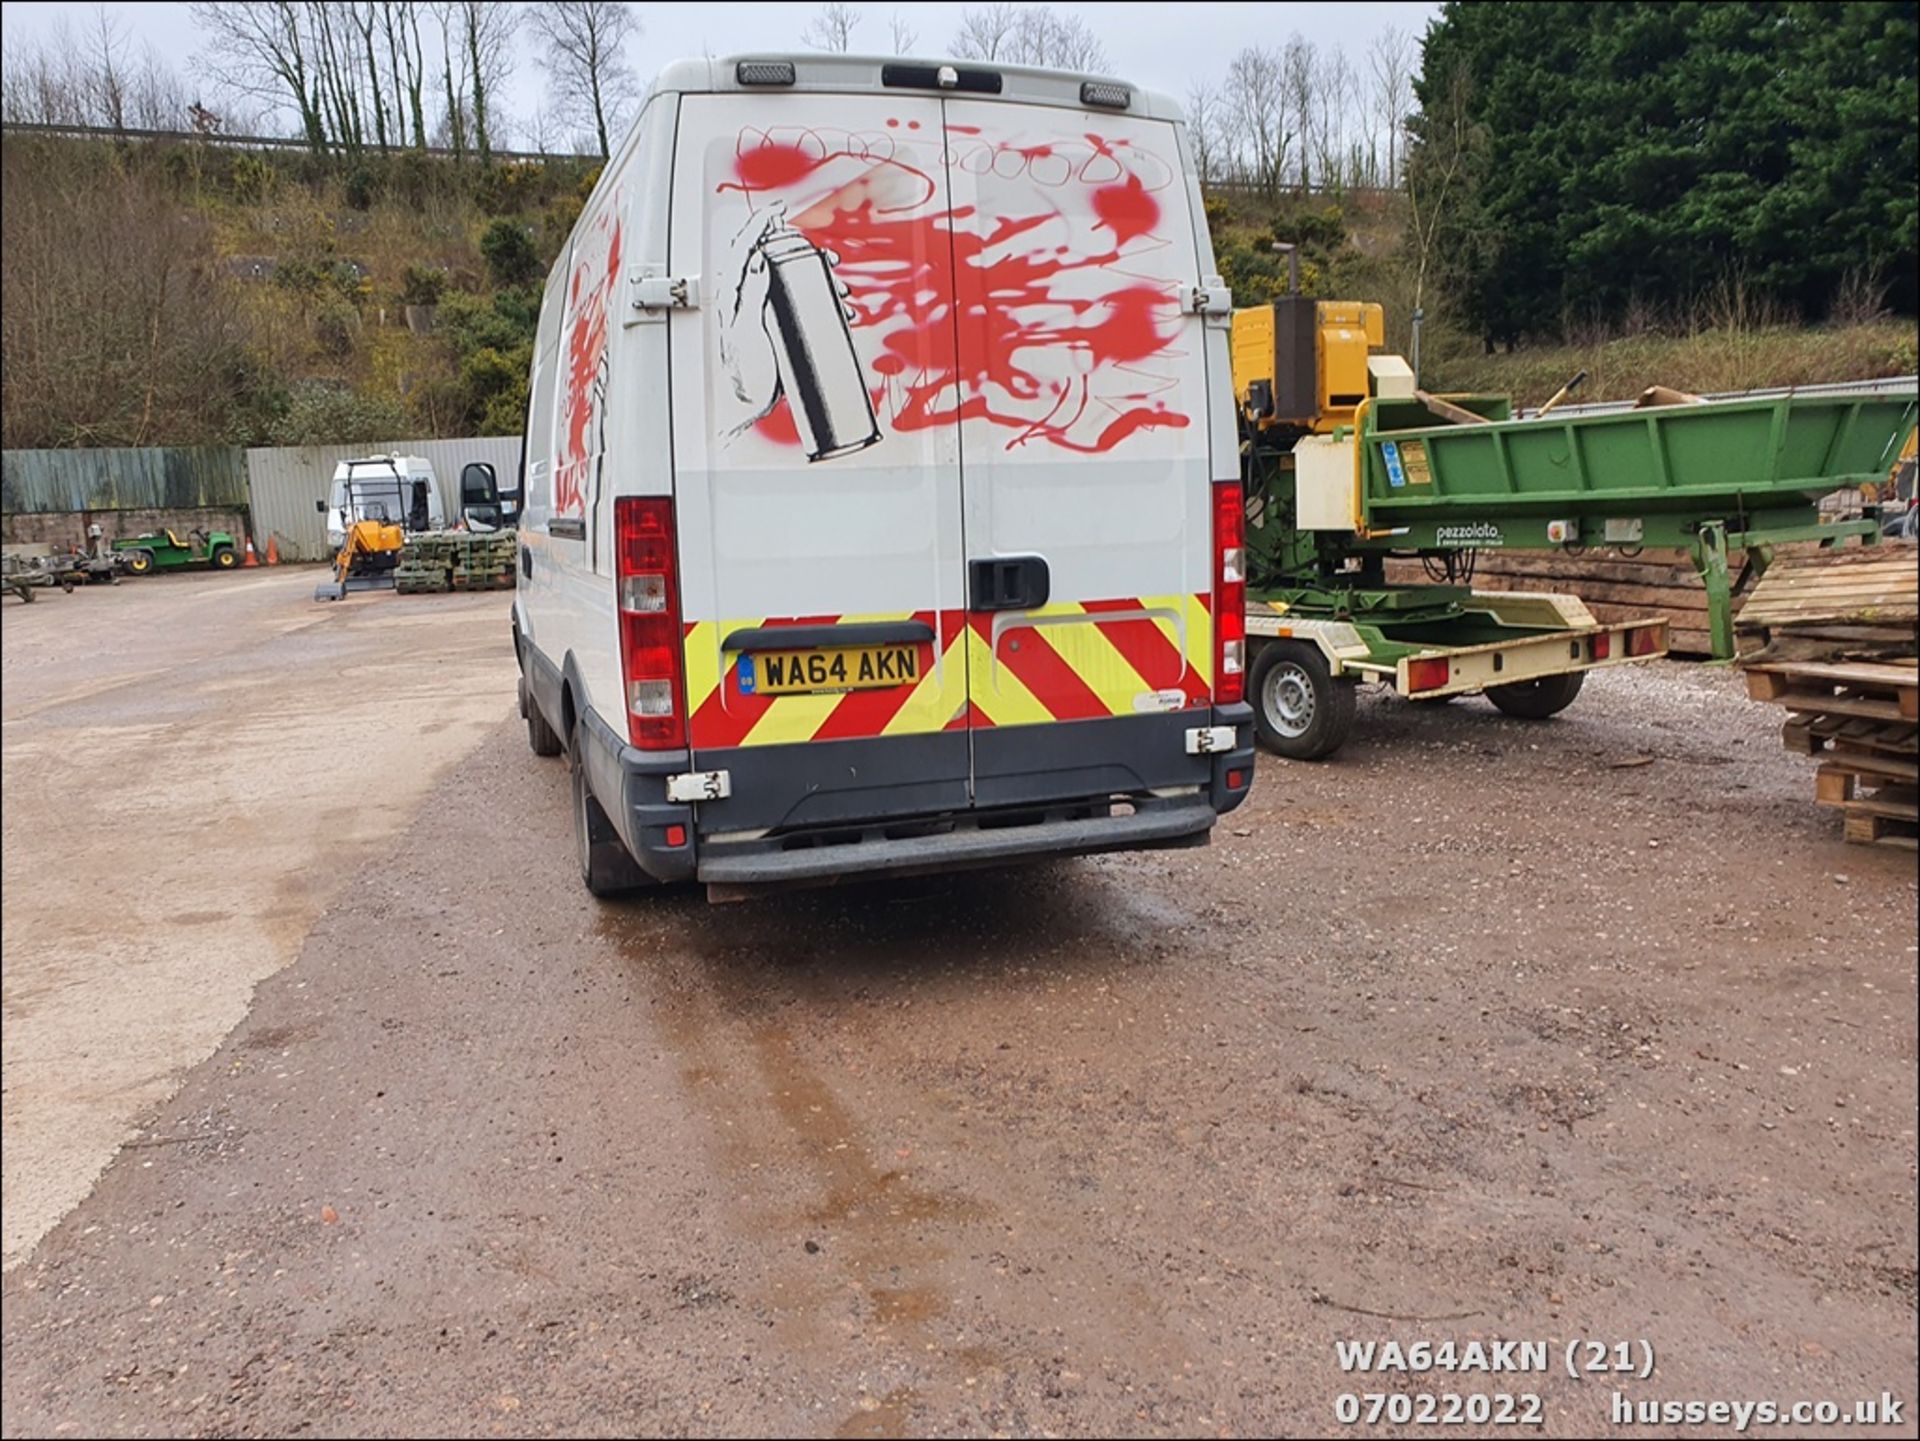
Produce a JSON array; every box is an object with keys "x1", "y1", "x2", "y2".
[
  {"x1": 668, "y1": 90, "x2": 973, "y2": 832},
  {"x1": 669, "y1": 78, "x2": 1221, "y2": 837},
  {"x1": 939, "y1": 100, "x2": 1219, "y2": 804}
]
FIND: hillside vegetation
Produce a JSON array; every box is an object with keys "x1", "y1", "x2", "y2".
[
  {"x1": 1426, "y1": 317, "x2": 1919, "y2": 408},
  {"x1": 0, "y1": 136, "x2": 594, "y2": 450},
  {"x1": 2, "y1": 0, "x2": 1914, "y2": 453}
]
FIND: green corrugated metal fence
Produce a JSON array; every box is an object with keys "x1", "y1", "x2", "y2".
[{"x1": 1, "y1": 446, "x2": 249, "y2": 514}]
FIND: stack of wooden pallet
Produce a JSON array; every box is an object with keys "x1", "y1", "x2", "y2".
[{"x1": 1736, "y1": 548, "x2": 1919, "y2": 850}]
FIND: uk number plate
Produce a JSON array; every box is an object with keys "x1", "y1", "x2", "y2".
[{"x1": 739, "y1": 645, "x2": 921, "y2": 696}]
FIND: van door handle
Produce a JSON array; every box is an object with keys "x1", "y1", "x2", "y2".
[
  {"x1": 968, "y1": 555, "x2": 1050, "y2": 612},
  {"x1": 520, "y1": 547, "x2": 533, "y2": 579}
]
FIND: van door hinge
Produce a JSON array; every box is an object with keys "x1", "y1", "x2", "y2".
[
  {"x1": 627, "y1": 270, "x2": 700, "y2": 324},
  {"x1": 1185, "y1": 725, "x2": 1237, "y2": 755},
  {"x1": 1183, "y1": 279, "x2": 1233, "y2": 327},
  {"x1": 666, "y1": 769, "x2": 730, "y2": 803}
]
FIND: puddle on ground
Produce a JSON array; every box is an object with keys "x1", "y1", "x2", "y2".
[{"x1": 833, "y1": 1387, "x2": 919, "y2": 1439}]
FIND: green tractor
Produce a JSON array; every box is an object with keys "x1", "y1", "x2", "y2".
[{"x1": 113, "y1": 527, "x2": 243, "y2": 576}]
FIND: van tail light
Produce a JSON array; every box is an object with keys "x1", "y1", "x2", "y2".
[
  {"x1": 1213, "y1": 481, "x2": 1245, "y2": 704},
  {"x1": 616, "y1": 497, "x2": 686, "y2": 749}
]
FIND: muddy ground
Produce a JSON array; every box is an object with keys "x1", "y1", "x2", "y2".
[{"x1": 2, "y1": 600, "x2": 1915, "y2": 1436}]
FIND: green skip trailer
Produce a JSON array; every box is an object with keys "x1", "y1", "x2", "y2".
[{"x1": 1239, "y1": 384, "x2": 1919, "y2": 759}]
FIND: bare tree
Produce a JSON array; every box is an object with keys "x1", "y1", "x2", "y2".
[
  {"x1": 950, "y1": 4, "x2": 1017, "y2": 61},
  {"x1": 1281, "y1": 36, "x2": 1316, "y2": 190},
  {"x1": 801, "y1": 3, "x2": 861, "y2": 52},
  {"x1": 380, "y1": 0, "x2": 429, "y2": 149},
  {"x1": 459, "y1": 0, "x2": 515, "y2": 163},
  {"x1": 955, "y1": 5, "x2": 1108, "y2": 70},
  {"x1": 1184, "y1": 81, "x2": 1222, "y2": 187},
  {"x1": 1368, "y1": 25, "x2": 1415, "y2": 188},
  {"x1": 1224, "y1": 45, "x2": 1286, "y2": 200},
  {"x1": 525, "y1": 1, "x2": 639, "y2": 159},
  {"x1": 1406, "y1": 63, "x2": 1482, "y2": 327},
  {"x1": 1310, "y1": 48, "x2": 1354, "y2": 191},
  {"x1": 431, "y1": 0, "x2": 470, "y2": 159},
  {"x1": 1021, "y1": 9, "x2": 1107, "y2": 70},
  {"x1": 87, "y1": 5, "x2": 129, "y2": 130},
  {"x1": 888, "y1": 10, "x2": 917, "y2": 54},
  {"x1": 348, "y1": 3, "x2": 389, "y2": 150},
  {"x1": 192, "y1": 0, "x2": 328, "y2": 149}
]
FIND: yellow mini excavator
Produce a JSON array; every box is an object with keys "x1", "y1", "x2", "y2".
[{"x1": 313, "y1": 474, "x2": 410, "y2": 601}]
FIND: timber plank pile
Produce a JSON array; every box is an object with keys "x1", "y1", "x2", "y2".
[
  {"x1": 395, "y1": 531, "x2": 516, "y2": 594},
  {"x1": 1736, "y1": 548, "x2": 1919, "y2": 850}
]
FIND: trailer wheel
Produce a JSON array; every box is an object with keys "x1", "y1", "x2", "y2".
[
  {"x1": 526, "y1": 682, "x2": 563, "y2": 757},
  {"x1": 1250, "y1": 640, "x2": 1356, "y2": 761},
  {"x1": 571, "y1": 718, "x2": 647, "y2": 897},
  {"x1": 1487, "y1": 670, "x2": 1586, "y2": 720}
]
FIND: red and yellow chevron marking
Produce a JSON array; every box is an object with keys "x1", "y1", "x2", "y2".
[
  {"x1": 965, "y1": 594, "x2": 1212, "y2": 728},
  {"x1": 684, "y1": 610, "x2": 970, "y2": 750},
  {"x1": 683, "y1": 595, "x2": 1213, "y2": 750}
]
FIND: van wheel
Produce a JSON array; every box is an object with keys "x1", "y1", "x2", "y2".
[
  {"x1": 526, "y1": 683, "x2": 562, "y2": 757},
  {"x1": 1250, "y1": 640, "x2": 1356, "y2": 761},
  {"x1": 571, "y1": 718, "x2": 647, "y2": 897},
  {"x1": 1487, "y1": 670, "x2": 1585, "y2": 720}
]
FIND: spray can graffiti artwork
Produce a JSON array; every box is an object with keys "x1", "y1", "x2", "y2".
[{"x1": 758, "y1": 225, "x2": 882, "y2": 462}]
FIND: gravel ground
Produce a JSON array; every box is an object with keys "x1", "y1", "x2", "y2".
[
  {"x1": 0, "y1": 571, "x2": 514, "y2": 1269},
  {"x1": 2, "y1": 660, "x2": 1915, "y2": 1437}
]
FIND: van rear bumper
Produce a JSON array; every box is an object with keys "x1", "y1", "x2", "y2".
[
  {"x1": 699, "y1": 796, "x2": 1217, "y2": 886},
  {"x1": 579, "y1": 703, "x2": 1254, "y2": 890}
]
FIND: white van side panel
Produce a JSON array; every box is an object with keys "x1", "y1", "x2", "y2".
[
  {"x1": 526, "y1": 95, "x2": 679, "y2": 728},
  {"x1": 516, "y1": 238, "x2": 569, "y2": 664}
]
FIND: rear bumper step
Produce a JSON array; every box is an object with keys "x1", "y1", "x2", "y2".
[{"x1": 696, "y1": 797, "x2": 1216, "y2": 885}]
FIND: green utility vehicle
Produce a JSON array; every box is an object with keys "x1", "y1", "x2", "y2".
[
  {"x1": 113, "y1": 527, "x2": 242, "y2": 576},
  {"x1": 1229, "y1": 296, "x2": 1918, "y2": 759}
]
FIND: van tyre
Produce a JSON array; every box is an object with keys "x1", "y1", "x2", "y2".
[
  {"x1": 526, "y1": 685, "x2": 563, "y2": 757},
  {"x1": 1486, "y1": 670, "x2": 1585, "y2": 720},
  {"x1": 571, "y1": 719, "x2": 647, "y2": 897},
  {"x1": 1250, "y1": 640, "x2": 1355, "y2": 761}
]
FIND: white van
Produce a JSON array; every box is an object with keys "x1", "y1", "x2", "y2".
[
  {"x1": 323, "y1": 456, "x2": 443, "y2": 548},
  {"x1": 513, "y1": 53, "x2": 1254, "y2": 897}
]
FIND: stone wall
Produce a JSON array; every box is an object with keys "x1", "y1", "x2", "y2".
[{"x1": 2, "y1": 507, "x2": 252, "y2": 553}]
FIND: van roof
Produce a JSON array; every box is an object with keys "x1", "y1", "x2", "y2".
[{"x1": 641, "y1": 52, "x2": 1184, "y2": 125}]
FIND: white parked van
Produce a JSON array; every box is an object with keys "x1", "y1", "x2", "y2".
[
  {"x1": 514, "y1": 53, "x2": 1254, "y2": 897},
  {"x1": 323, "y1": 456, "x2": 443, "y2": 548}
]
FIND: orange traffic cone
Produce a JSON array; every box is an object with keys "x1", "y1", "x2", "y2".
[
  {"x1": 265, "y1": 534, "x2": 280, "y2": 566},
  {"x1": 243, "y1": 536, "x2": 260, "y2": 567}
]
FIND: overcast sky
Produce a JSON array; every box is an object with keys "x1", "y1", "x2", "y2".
[{"x1": 0, "y1": 1, "x2": 1442, "y2": 144}]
